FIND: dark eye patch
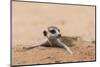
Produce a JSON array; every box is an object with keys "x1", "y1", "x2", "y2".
[
  {"x1": 58, "y1": 29, "x2": 60, "y2": 32},
  {"x1": 50, "y1": 30, "x2": 56, "y2": 34}
]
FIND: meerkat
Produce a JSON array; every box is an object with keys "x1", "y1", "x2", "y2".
[{"x1": 24, "y1": 26, "x2": 73, "y2": 54}]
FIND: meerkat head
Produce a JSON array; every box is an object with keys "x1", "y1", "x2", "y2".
[{"x1": 43, "y1": 26, "x2": 61, "y2": 38}]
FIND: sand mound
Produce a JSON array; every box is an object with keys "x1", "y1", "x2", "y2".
[{"x1": 12, "y1": 36, "x2": 95, "y2": 66}]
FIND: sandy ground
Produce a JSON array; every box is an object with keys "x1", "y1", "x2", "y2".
[
  {"x1": 12, "y1": 39, "x2": 95, "y2": 65},
  {"x1": 12, "y1": 1, "x2": 96, "y2": 66}
]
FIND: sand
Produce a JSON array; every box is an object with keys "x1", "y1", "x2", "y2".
[
  {"x1": 12, "y1": 40, "x2": 95, "y2": 65},
  {"x1": 12, "y1": 39, "x2": 96, "y2": 65}
]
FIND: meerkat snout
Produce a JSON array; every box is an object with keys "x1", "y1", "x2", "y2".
[{"x1": 43, "y1": 26, "x2": 61, "y2": 38}]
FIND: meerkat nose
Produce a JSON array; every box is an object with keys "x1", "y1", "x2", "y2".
[{"x1": 58, "y1": 34, "x2": 61, "y2": 37}]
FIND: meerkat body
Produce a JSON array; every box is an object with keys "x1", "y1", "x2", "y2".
[{"x1": 24, "y1": 26, "x2": 73, "y2": 54}]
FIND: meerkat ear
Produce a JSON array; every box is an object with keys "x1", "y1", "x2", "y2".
[{"x1": 43, "y1": 30, "x2": 47, "y2": 36}]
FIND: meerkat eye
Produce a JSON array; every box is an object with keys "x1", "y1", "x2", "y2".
[
  {"x1": 58, "y1": 29, "x2": 60, "y2": 32},
  {"x1": 50, "y1": 30, "x2": 56, "y2": 34}
]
